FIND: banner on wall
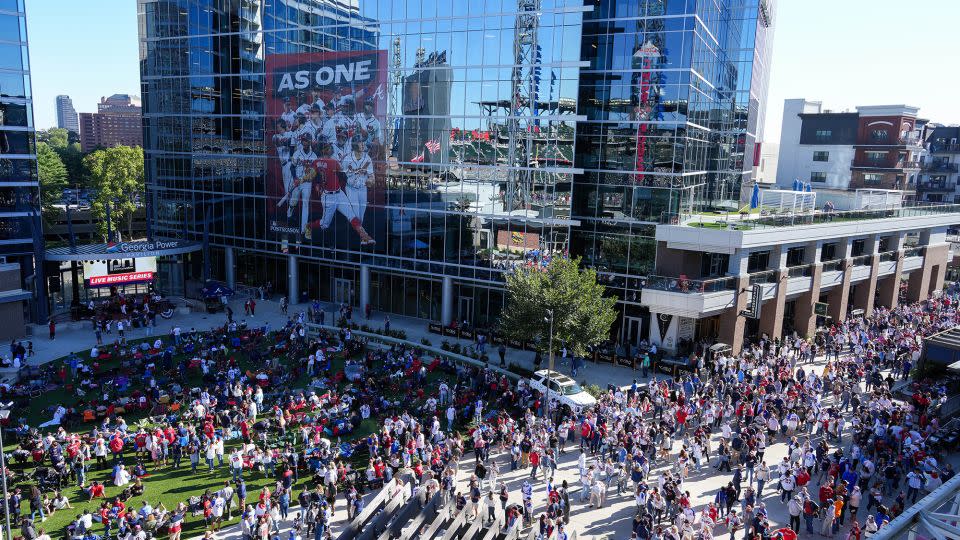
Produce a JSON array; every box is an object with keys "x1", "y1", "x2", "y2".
[{"x1": 265, "y1": 50, "x2": 388, "y2": 250}]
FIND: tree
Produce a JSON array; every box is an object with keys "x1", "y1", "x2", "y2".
[
  {"x1": 37, "y1": 142, "x2": 68, "y2": 216},
  {"x1": 83, "y1": 145, "x2": 145, "y2": 241},
  {"x1": 37, "y1": 127, "x2": 69, "y2": 149},
  {"x1": 499, "y1": 256, "x2": 617, "y2": 357}
]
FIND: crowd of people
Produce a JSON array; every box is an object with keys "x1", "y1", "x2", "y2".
[{"x1": 3, "y1": 287, "x2": 960, "y2": 540}]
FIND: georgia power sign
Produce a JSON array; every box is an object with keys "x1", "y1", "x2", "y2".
[{"x1": 106, "y1": 240, "x2": 184, "y2": 254}]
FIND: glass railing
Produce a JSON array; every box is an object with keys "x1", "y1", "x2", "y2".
[
  {"x1": 904, "y1": 246, "x2": 924, "y2": 258},
  {"x1": 748, "y1": 269, "x2": 777, "y2": 284},
  {"x1": 822, "y1": 260, "x2": 843, "y2": 272},
  {"x1": 682, "y1": 203, "x2": 960, "y2": 229},
  {"x1": 878, "y1": 251, "x2": 898, "y2": 262},
  {"x1": 787, "y1": 265, "x2": 812, "y2": 278},
  {"x1": 851, "y1": 254, "x2": 872, "y2": 267},
  {"x1": 644, "y1": 274, "x2": 737, "y2": 294}
]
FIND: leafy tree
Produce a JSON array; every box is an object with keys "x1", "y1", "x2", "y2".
[
  {"x1": 37, "y1": 127, "x2": 69, "y2": 149},
  {"x1": 499, "y1": 256, "x2": 617, "y2": 357},
  {"x1": 37, "y1": 142, "x2": 68, "y2": 216},
  {"x1": 56, "y1": 142, "x2": 87, "y2": 189},
  {"x1": 83, "y1": 145, "x2": 144, "y2": 241}
]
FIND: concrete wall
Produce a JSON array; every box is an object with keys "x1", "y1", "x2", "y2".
[{"x1": 0, "y1": 302, "x2": 24, "y2": 341}]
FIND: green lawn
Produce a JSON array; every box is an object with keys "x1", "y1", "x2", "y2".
[{"x1": 4, "y1": 330, "x2": 458, "y2": 538}]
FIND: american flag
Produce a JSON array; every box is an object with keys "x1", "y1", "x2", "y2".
[
  {"x1": 425, "y1": 139, "x2": 441, "y2": 154},
  {"x1": 411, "y1": 152, "x2": 425, "y2": 163}
]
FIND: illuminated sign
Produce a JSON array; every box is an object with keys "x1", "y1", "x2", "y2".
[{"x1": 88, "y1": 271, "x2": 155, "y2": 287}]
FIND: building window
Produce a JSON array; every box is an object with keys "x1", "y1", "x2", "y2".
[
  {"x1": 747, "y1": 251, "x2": 770, "y2": 273},
  {"x1": 871, "y1": 129, "x2": 889, "y2": 141},
  {"x1": 863, "y1": 173, "x2": 884, "y2": 185},
  {"x1": 821, "y1": 243, "x2": 837, "y2": 261},
  {"x1": 810, "y1": 172, "x2": 827, "y2": 183},
  {"x1": 815, "y1": 130, "x2": 832, "y2": 141},
  {"x1": 812, "y1": 151, "x2": 829, "y2": 162},
  {"x1": 865, "y1": 150, "x2": 886, "y2": 161},
  {"x1": 851, "y1": 239, "x2": 865, "y2": 257}
]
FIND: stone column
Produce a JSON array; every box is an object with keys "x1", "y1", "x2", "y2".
[
  {"x1": 876, "y1": 251, "x2": 903, "y2": 309},
  {"x1": 852, "y1": 254, "x2": 880, "y2": 316},
  {"x1": 441, "y1": 275, "x2": 453, "y2": 325},
  {"x1": 908, "y1": 243, "x2": 950, "y2": 301},
  {"x1": 827, "y1": 261, "x2": 852, "y2": 323},
  {"x1": 719, "y1": 275, "x2": 751, "y2": 355},
  {"x1": 288, "y1": 254, "x2": 298, "y2": 305},
  {"x1": 759, "y1": 269, "x2": 787, "y2": 339},
  {"x1": 794, "y1": 263, "x2": 822, "y2": 338},
  {"x1": 359, "y1": 264, "x2": 371, "y2": 312},
  {"x1": 224, "y1": 246, "x2": 236, "y2": 289}
]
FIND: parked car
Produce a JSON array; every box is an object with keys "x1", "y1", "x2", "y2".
[{"x1": 528, "y1": 369, "x2": 597, "y2": 414}]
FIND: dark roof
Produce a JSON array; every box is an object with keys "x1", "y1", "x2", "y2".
[{"x1": 926, "y1": 326, "x2": 960, "y2": 350}]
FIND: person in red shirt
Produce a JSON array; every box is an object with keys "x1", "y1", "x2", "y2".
[
  {"x1": 109, "y1": 435, "x2": 124, "y2": 464},
  {"x1": 86, "y1": 481, "x2": 105, "y2": 499},
  {"x1": 304, "y1": 144, "x2": 375, "y2": 244}
]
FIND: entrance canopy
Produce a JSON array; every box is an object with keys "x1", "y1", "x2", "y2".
[{"x1": 45, "y1": 239, "x2": 203, "y2": 262}]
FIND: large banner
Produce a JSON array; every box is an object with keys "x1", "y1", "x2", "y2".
[{"x1": 265, "y1": 50, "x2": 388, "y2": 250}]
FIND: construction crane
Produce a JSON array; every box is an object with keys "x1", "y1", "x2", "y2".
[{"x1": 388, "y1": 37, "x2": 402, "y2": 158}]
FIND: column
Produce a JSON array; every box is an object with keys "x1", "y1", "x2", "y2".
[
  {"x1": 852, "y1": 234, "x2": 880, "y2": 316},
  {"x1": 359, "y1": 264, "x2": 371, "y2": 311},
  {"x1": 759, "y1": 269, "x2": 788, "y2": 339},
  {"x1": 876, "y1": 232, "x2": 905, "y2": 310},
  {"x1": 827, "y1": 238, "x2": 853, "y2": 323},
  {"x1": 288, "y1": 254, "x2": 298, "y2": 305},
  {"x1": 441, "y1": 275, "x2": 453, "y2": 325},
  {"x1": 793, "y1": 241, "x2": 823, "y2": 338},
  {"x1": 908, "y1": 243, "x2": 950, "y2": 302},
  {"x1": 719, "y1": 275, "x2": 751, "y2": 355},
  {"x1": 224, "y1": 246, "x2": 236, "y2": 289}
]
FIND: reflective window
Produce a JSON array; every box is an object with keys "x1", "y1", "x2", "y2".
[
  {"x1": 0, "y1": 100, "x2": 30, "y2": 127},
  {"x1": 0, "y1": 14, "x2": 19, "y2": 42},
  {"x1": 0, "y1": 71, "x2": 25, "y2": 98}
]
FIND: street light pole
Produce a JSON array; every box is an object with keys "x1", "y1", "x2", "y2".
[
  {"x1": 0, "y1": 408, "x2": 11, "y2": 540},
  {"x1": 545, "y1": 309, "x2": 554, "y2": 424}
]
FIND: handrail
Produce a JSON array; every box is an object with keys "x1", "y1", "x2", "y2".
[
  {"x1": 748, "y1": 270, "x2": 777, "y2": 285},
  {"x1": 904, "y1": 246, "x2": 924, "y2": 258},
  {"x1": 304, "y1": 323, "x2": 520, "y2": 381},
  {"x1": 643, "y1": 274, "x2": 737, "y2": 294},
  {"x1": 850, "y1": 254, "x2": 873, "y2": 267},
  {"x1": 683, "y1": 202, "x2": 960, "y2": 230}
]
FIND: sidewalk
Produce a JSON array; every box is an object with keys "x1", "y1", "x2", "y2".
[{"x1": 6, "y1": 298, "x2": 648, "y2": 389}]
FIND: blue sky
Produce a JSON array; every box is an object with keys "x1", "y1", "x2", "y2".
[{"x1": 27, "y1": 0, "x2": 960, "y2": 140}]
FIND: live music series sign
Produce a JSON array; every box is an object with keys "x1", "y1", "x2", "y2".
[{"x1": 88, "y1": 271, "x2": 154, "y2": 287}]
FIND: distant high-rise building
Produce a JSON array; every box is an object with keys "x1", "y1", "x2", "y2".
[
  {"x1": 79, "y1": 94, "x2": 143, "y2": 152},
  {"x1": 55, "y1": 94, "x2": 79, "y2": 134}
]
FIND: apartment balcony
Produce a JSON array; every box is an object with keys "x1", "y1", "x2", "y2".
[
  {"x1": 922, "y1": 162, "x2": 959, "y2": 173},
  {"x1": 917, "y1": 180, "x2": 957, "y2": 192},
  {"x1": 930, "y1": 144, "x2": 960, "y2": 154},
  {"x1": 851, "y1": 159, "x2": 921, "y2": 170}
]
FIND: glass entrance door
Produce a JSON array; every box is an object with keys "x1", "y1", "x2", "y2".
[
  {"x1": 623, "y1": 316, "x2": 644, "y2": 346},
  {"x1": 333, "y1": 277, "x2": 354, "y2": 306},
  {"x1": 458, "y1": 296, "x2": 474, "y2": 325}
]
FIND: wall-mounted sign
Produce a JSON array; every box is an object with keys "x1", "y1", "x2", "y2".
[{"x1": 88, "y1": 271, "x2": 155, "y2": 287}]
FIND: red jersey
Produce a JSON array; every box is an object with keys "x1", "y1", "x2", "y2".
[{"x1": 312, "y1": 158, "x2": 342, "y2": 192}]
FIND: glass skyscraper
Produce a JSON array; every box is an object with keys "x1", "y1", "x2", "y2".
[
  {"x1": 138, "y1": 0, "x2": 775, "y2": 334},
  {"x1": 0, "y1": 0, "x2": 43, "y2": 322}
]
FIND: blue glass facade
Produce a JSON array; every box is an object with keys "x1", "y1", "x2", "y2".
[
  {"x1": 138, "y1": 0, "x2": 774, "y2": 331},
  {"x1": 0, "y1": 0, "x2": 41, "y2": 320}
]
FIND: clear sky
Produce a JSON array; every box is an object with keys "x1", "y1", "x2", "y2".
[
  {"x1": 25, "y1": 0, "x2": 960, "y2": 139},
  {"x1": 28, "y1": 0, "x2": 140, "y2": 129},
  {"x1": 763, "y1": 0, "x2": 960, "y2": 141}
]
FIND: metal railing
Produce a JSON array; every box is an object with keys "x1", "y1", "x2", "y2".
[
  {"x1": 748, "y1": 269, "x2": 777, "y2": 284},
  {"x1": 643, "y1": 274, "x2": 737, "y2": 294},
  {"x1": 917, "y1": 180, "x2": 956, "y2": 191},
  {"x1": 682, "y1": 203, "x2": 960, "y2": 230},
  {"x1": 904, "y1": 246, "x2": 924, "y2": 258},
  {"x1": 822, "y1": 260, "x2": 843, "y2": 272},
  {"x1": 930, "y1": 143, "x2": 960, "y2": 153},
  {"x1": 921, "y1": 162, "x2": 959, "y2": 173},
  {"x1": 851, "y1": 254, "x2": 873, "y2": 267}
]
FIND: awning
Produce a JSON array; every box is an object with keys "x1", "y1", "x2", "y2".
[{"x1": 45, "y1": 239, "x2": 203, "y2": 262}]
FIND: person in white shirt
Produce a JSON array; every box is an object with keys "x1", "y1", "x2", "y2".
[
  {"x1": 342, "y1": 140, "x2": 374, "y2": 223},
  {"x1": 354, "y1": 101, "x2": 382, "y2": 146}
]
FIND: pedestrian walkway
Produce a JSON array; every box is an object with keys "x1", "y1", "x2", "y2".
[{"x1": 6, "y1": 298, "x2": 647, "y2": 389}]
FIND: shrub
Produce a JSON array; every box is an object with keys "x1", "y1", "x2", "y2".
[
  {"x1": 582, "y1": 384, "x2": 603, "y2": 398},
  {"x1": 420, "y1": 338, "x2": 432, "y2": 347},
  {"x1": 440, "y1": 341, "x2": 451, "y2": 351}
]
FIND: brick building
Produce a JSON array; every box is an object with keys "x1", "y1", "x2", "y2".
[{"x1": 79, "y1": 94, "x2": 143, "y2": 152}]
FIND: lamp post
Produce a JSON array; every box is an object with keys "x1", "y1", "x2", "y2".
[
  {"x1": 0, "y1": 407, "x2": 11, "y2": 540},
  {"x1": 544, "y1": 309, "x2": 555, "y2": 424}
]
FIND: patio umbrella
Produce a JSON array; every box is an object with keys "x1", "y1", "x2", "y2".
[
  {"x1": 200, "y1": 280, "x2": 234, "y2": 299},
  {"x1": 750, "y1": 182, "x2": 760, "y2": 209}
]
